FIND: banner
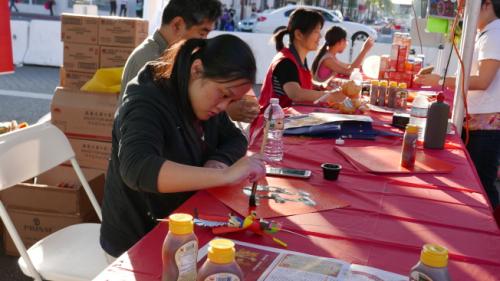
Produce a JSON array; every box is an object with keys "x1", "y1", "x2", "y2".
[{"x1": 0, "y1": 0, "x2": 14, "y2": 74}]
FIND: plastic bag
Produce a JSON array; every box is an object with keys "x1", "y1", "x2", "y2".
[{"x1": 81, "y1": 67, "x2": 123, "y2": 94}]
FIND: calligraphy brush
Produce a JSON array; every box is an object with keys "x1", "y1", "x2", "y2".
[{"x1": 249, "y1": 102, "x2": 274, "y2": 211}]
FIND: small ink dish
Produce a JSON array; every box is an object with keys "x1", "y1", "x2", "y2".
[{"x1": 321, "y1": 163, "x2": 342, "y2": 181}]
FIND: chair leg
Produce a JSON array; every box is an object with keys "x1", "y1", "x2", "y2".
[
  {"x1": 0, "y1": 201, "x2": 43, "y2": 281},
  {"x1": 70, "y1": 158, "x2": 102, "y2": 221}
]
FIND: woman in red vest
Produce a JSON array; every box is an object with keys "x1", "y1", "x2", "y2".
[{"x1": 259, "y1": 9, "x2": 352, "y2": 109}]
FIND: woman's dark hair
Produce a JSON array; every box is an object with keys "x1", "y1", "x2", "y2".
[
  {"x1": 311, "y1": 26, "x2": 347, "y2": 75},
  {"x1": 273, "y1": 8, "x2": 324, "y2": 52},
  {"x1": 482, "y1": 0, "x2": 500, "y2": 17},
  {"x1": 151, "y1": 34, "x2": 256, "y2": 146}
]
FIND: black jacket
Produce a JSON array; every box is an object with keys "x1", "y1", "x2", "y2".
[{"x1": 100, "y1": 65, "x2": 247, "y2": 257}]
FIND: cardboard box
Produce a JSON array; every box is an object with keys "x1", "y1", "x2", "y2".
[
  {"x1": 63, "y1": 43, "x2": 100, "y2": 73},
  {"x1": 60, "y1": 67, "x2": 94, "y2": 90},
  {"x1": 1, "y1": 165, "x2": 105, "y2": 216},
  {"x1": 3, "y1": 208, "x2": 97, "y2": 256},
  {"x1": 99, "y1": 46, "x2": 133, "y2": 68},
  {"x1": 98, "y1": 17, "x2": 148, "y2": 47},
  {"x1": 61, "y1": 13, "x2": 99, "y2": 44},
  {"x1": 69, "y1": 138, "x2": 112, "y2": 170},
  {"x1": 51, "y1": 87, "x2": 117, "y2": 141}
]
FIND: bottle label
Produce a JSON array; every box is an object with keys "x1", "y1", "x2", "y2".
[
  {"x1": 268, "y1": 119, "x2": 284, "y2": 130},
  {"x1": 410, "y1": 271, "x2": 433, "y2": 281},
  {"x1": 203, "y1": 273, "x2": 241, "y2": 281},
  {"x1": 175, "y1": 240, "x2": 198, "y2": 281}
]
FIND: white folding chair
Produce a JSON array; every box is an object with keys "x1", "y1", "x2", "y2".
[{"x1": 0, "y1": 122, "x2": 108, "y2": 281}]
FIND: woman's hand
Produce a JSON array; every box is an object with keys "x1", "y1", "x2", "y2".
[
  {"x1": 414, "y1": 73, "x2": 440, "y2": 87},
  {"x1": 223, "y1": 154, "x2": 267, "y2": 184}
]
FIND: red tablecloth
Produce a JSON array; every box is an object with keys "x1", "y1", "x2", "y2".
[{"x1": 94, "y1": 105, "x2": 500, "y2": 281}]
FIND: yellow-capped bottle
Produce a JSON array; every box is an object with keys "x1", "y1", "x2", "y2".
[
  {"x1": 410, "y1": 244, "x2": 451, "y2": 281},
  {"x1": 387, "y1": 81, "x2": 399, "y2": 108},
  {"x1": 162, "y1": 213, "x2": 198, "y2": 281},
  {"x1": 197, "y1": 239, "x2": 243, "y2": 281},
  {"x1": 378, "y1": 80, "x2": 388, "y2": 106}
]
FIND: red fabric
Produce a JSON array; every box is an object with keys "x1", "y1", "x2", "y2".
[
  {"x1": 94, "y1": 106, "x2": 500, "y2": 281},
  {"x1": 259, "y1": 48, "x2": 313, "y2": 110},
  {"x1": 0, "y1": 1, "x2": 14, "y2": 74}
]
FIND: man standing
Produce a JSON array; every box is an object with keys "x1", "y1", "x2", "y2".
[
  {"x1": 120, "y1": 0, "x2": 260, "y2": 123},
  {"x1": 415, "y1": 0, "x2": 500, "y2": 208}
]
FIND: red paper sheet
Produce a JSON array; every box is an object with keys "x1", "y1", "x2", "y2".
[
  {"x1": 208, "y1": 177, "x2": 349, "y2": 218},
  {"x1": 335, "y1": 145, "x2": 455, "y2": 174}
]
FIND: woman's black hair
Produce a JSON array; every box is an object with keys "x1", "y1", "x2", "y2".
[
  {"x1": 153, "y1": 34, "x2": 256, "y2": 119},
  {"x1": 311, "y1": 26, "x2": 347, "y2": 75},
  {"x1": 273, "y1": 8, "x2": 324, "y2": 52}
]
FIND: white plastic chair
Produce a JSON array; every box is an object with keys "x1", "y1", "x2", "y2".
[{"x1": 0, "y1": 122, "x2": 108, "y2": 281}]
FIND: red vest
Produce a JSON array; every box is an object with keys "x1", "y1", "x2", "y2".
[{"x1": 259, "y1": 48, "x2": 313, "y2": 109}]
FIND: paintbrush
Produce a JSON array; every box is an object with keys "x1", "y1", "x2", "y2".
[{"x1": 249, "y1": 102, "x2": 274, "y2": 210}]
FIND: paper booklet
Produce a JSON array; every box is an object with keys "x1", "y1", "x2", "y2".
[
  {"x1": 285, "y1": 113, "x2": 373, "y2": 130},
  {"x1": 197, "y1": 239, "x2": 407, "y2": 281}
]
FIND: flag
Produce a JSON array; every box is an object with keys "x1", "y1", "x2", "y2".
[{"x1": 0, "y1": 0, "x2": 14, "y2": 74}]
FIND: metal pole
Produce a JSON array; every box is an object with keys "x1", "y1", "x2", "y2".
[{"x1": 451, "y1": 0, "x2": 481, "y2": 135}]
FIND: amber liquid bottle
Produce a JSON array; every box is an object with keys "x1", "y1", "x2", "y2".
[{"x1": 162, "y1": 213, "x2": 198, "y2": 281}]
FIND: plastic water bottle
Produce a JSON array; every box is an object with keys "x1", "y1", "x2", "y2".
[
  {"x1": 409, "y1": 94, "x2": 429, "y2": 141},
  {"x1": 263, "y1": 98, "x2": 285, "y2": 162},
  {"x1": 349, "y1": 68, "x2": 363, "y2": 85}
]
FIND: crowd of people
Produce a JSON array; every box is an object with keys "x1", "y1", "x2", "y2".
[{"x1": 99, "y1": 0, "x2": 499, "y2": 261}]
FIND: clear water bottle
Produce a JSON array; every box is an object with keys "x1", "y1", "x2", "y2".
[
  {"x1": 409, "y1": 94, "x2": 429, "y2": 141},
  {"x1": 263, "y1": 98, "x2": 285, "y2": 162},
  {"x1": 349, "y1": 68, "x2": 363, "y2": 85}
]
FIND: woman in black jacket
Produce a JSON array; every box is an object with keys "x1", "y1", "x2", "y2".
[{"x1": 100, "y1": 35, "x2": 265, "y2": 258}]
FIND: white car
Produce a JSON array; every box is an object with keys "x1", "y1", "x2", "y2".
[{"x1": 254, "y1": 5, "x2": 377, "y2": 41}]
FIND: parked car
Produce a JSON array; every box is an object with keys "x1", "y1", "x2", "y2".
[
  {"x1": 238, "y1": 17, "x2": 257, "y2": 32},
  {"x1": 254, "y1": 5, "x2": 377, "y2": 41}
]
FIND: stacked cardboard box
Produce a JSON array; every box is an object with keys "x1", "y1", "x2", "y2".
[
  {"x1": 60, "y1": 13, "x2": 148, "y2": 89},
  {"x1": 2, "y1": 166, "x2": 105, "y2": 256},
  {"x1": 378, "y1": 32, "x2": 423, "y2": 88},
  {"x1": 56, "y1": 14, "x2": 148, "y2": 172}
]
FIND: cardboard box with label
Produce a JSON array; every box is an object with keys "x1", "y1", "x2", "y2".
[
  {"x1": 1, "y1": 165, "x2": 105, "y2": 216},
  {"x1": 51, "y1": 87, "x2": 117, "y2": 141},
  {"x1": 61, "y1": 13, "x2": 99, "y2": 45},
  {"x1": 3, "y1": 209, "x2": 97, "y2": 256},
  {"x1": 1, "y1": 164, "x2": 104, "y2": 256},
  {"x1": 63, "y1": 43, "x2": 100, "y2": 73},
  {"x1": 60, "y1": 67, "x2": 94, "y2": 90},
  {"x1": 100, "y1": 46, "x2": 134, "y2": 68},
  {"x1": 69, "y1": 138, "x2": 112, "y2": 170},
  {"x1": 98, "y1": 17, "x2": 148, "y2": 47}
]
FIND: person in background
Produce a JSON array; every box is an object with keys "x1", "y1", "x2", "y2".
[
  {"x1": 259, "y1": 9, "x2": 355, "y2": 109},
  {"x1": 109, "y1": 0, "x2": 117, "y2": 15},
  {"x1": 135, "y1": 0, "x2": 143, "y2": 18},
  {"x1": 414, "y1": 0, "x2": 500, "y2": 209},
  {"x1": 10, "y1": 0, "x2": 19, "y2": 13},
  {"x1": 119, "y1": 0, "x2": 127, "y2": 16},
  {"x1": 120, "y1": 0, "x2": 259, "y2": 123},
  {"x1": 100, "y1": 35, "x2": 266, "y2": 259},
  {"x1": 312, "y1": 26, "x2": 374, "y2": 83}
]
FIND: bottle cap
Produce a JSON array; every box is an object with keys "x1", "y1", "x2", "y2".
[
  {"x1": 168, "y1": 213, "x2": 194, "y2": 235},
  {"x1": 437, "y1": 92, "x2": 445, "y2": 102},
  {"x1": 379, "y1": 80, "x2": 388, "y2": 87},
  {"x1": 420, "y1": 244, "x2": 449, "y2": 268},
  {"x1": 371, "y1": 80, "x2": 379, "y2": 85},
  {"x1": 398, "y1": 82, "x2": 407, "y2": 89},
  {"x1": 207, "y1": 239, "x2": 235, "y2": 264},
  {"x1": 270, "y1": 98, "x2": 279, "y2": 104},
  {"x1": 389, "y1": 81, "x2": 398, "y2": 87},
  {"x1": 406, "y1": 124, "x2": 419, "y2": 134}
]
